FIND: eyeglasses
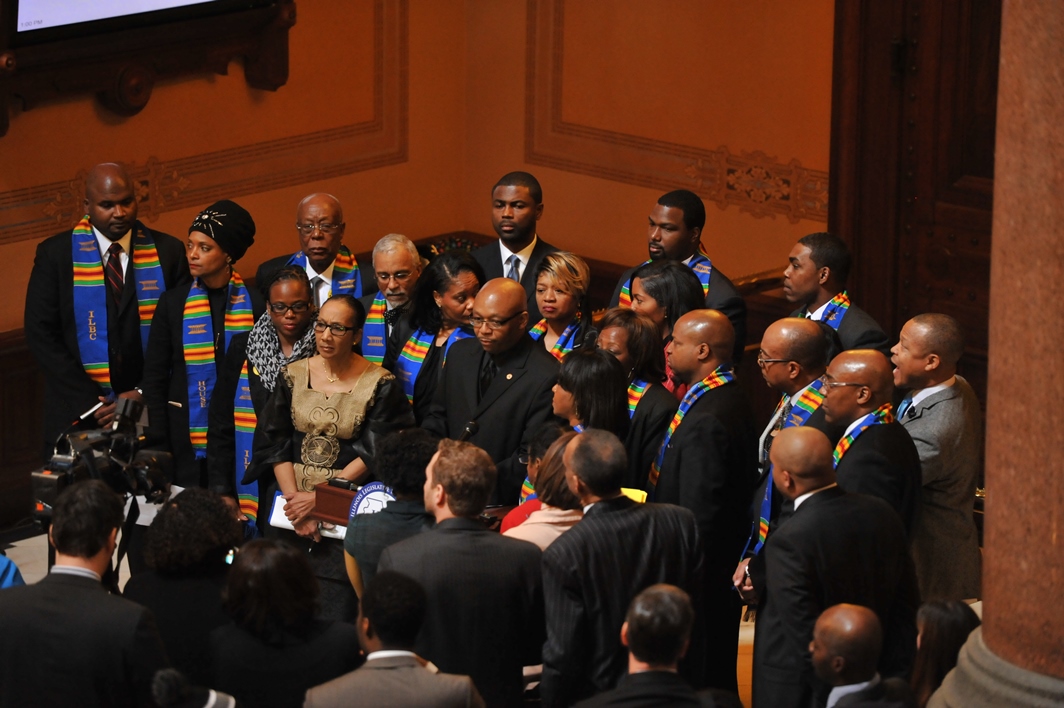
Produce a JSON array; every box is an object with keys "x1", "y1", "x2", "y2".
[
  {"x1": 376, "y1": 270, "x2": 413, "y2": 284},
  {"x1": 269, "y1": 301, "x2": 311, "y2": 314},
  {"x1": 824, "y1": 380, "x2": 868, "y2": 390},
  {"x1": 314, "y1": 320, "x2": 356, "y2": 335},
  {"x1": 756, "y1": 351, "x2": 791, "y2": 368},
  {"x1": 470, "y1": 312, "x2": 525, "y2": 330},
  {"x1": 296, "y1": 222, "x2": 342, "y2": 236}
]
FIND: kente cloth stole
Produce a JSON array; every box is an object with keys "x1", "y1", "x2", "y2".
[
  {"x1": 743, "y1": 379, "x2": 827, "y2": 557},
  {"x1": 396, "y1": 327, "x2": 474, "y2": 403},
  {"x1": 648, "y1": 365, "x2": 735, "y2": 491},
  {"x1": 519, "y1": 476, "x2": 537, "y2": 504},
  {"x1": 528, "y1": 313, "x2": 582, "y2": 361},
  {"x1": 833, "y1": 402, "x2": 894, "y2": 468},
  {"x1": 287, "y1": 245, "x2": 361, "y2": 298},
  {"x1": 626, "y1": 378, "x2": 651, "y2": 419},
  {"x1": 362, "y1": 293, "x2": 388, "y2": 364},
  {"x1": 816, "y1": 291, "x2": 851, "y2": 330},
  {"x1": 72, "y1": 217, "x2": 166, "y2": 392},
  {"x1": 183, "y1": 273, "x2": 254, "y2": 458},
  {"x1": 233, "y1": 359, "x2": 259, "y2": 534},
  {"x1": 617, "y1": 245, "x2": 713, "y2": 307}
]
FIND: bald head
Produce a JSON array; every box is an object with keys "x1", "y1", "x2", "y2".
[
  {"x1": 667, "y1": 310, "x2": 735, "y2": 385},
  {"x1": 84, "y1": 164, "x2": 137, "y2": 239},
  {"x1": 833, "y1": 350, "x2": 893, "y2": 404},
  {"x1": 471, "y1": 278, "x2": 529, "y2": 355},
  {"x1": 297, "y1": 193, "x2": 344, "y2": 222},
  {"x1": 810, "y1": 604, "x2": 883, "y2": 686},
  {"x1": 763, "y1": 317, "x2": 829, "y2": 372},
  {"x1": 769, "y1": 426, "x2": 835, "y2": 499}
]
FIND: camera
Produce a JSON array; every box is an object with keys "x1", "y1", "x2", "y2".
[{"x1": 31, "y1": 397, "x2": 172, "y2": 522}]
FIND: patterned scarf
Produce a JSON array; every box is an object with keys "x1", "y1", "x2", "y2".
[
  {"x1": 183, "y1": 273, "x2": 254, "y2": 458},
  {"x1": 648, "y1": 365, "x2": 735, "y2": 491},
  {"x1": 626, "y1": 378, "x2": 651, "y2": 419},
  {"x1": 812, "y1": 291, "x2": 851, "y2": 330},
  {"x1": 71, "y1": 216, "x2": 167, "y2": 392},
  {"x1": 362, "y1": 293, "x2": 389, "y2": 364},
  {"x1": 287, "y1": 245, "x2": 361, "y2": 298},
  {"x1": 833, "y1": 402, "x2": 894, "y2": 467},
  {"x1": 529, "y1": 313, "x2": 582, "y2": 361},
  {"x1": 618, "y1": 245, "x2": 713, "y2": 307},
  {"x1": 396, "y1": 327, "x2": 474, "y2": 403},
  {"x1": 244, "y1": 310, "x2": 318, "y2": 393}
]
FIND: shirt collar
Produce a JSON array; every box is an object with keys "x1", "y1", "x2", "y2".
[
  {"x1": 366, "y1": 650, "x2": 418, "y2": 662},
  {"x1": 827, "y1": 673, "x2": 880, "y2": 708},
  {"x1": 50, "y1": 565, "x2": 102, "y2": 582},
  {"x1": 304, "y1": 258, "x2": 336, "y2": 283},
  {"x1": 793, "y1": 482, "x2": 837, "y2": 511},
  {"x1": 499, "y1": 234, "x2": 538, "y2": 266},
  {"x1": 808, "y1": 297, "x2": 833, "y2": 321},
  {"x1": 92, "y1": 224, "x2": 132, "y2": 260},
  {"x1": 909, "y1": 375, "x2": 956, "y2": 409}
]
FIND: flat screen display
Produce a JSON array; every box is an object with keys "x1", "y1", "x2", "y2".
[{"x1": 16, "y1": 0, "x2": 217, "y2": 33}]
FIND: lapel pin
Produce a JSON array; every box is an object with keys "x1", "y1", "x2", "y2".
[{"x1": 506, "y1": 373, "x2": 513, "y2": 380}]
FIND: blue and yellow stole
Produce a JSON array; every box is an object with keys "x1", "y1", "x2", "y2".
[
  {"x1": 287, "y1": 245, "x2": 361, "y2": 298},
  {"x1": 618, "y1": 245, "x2": 713, "y2": 308},
  {"x1": 814, "y1": 291, "x2": 851, "y2": 330},
  {"x1": 183, "y1": 273, "x2": 254, "y2": 459},
  {"x1": 233, "y1": 360, "x2": 260, "y2": 534},
  {"x1": 395, "y1": 327, "x2": 473, "y2": 403},
  {"x1": 648, "y1": 365, "x2": 735, "y2": 492},
  {"x1": 362, "y1": 293, "x2": 389, "y2": 364},
  {"x1": 528, "y1": 313, "x2": 582, "y2": 361},
  {"x1": 71, "y1": 216, "x2": 166, "y2": 392}
]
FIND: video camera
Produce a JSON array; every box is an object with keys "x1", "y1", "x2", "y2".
[{"x1": 31, "y1": 397, "x2": 172, "y2": 523}]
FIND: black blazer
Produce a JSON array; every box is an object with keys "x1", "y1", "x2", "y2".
[
  {"x1": 791, "y1": 301, "x2": 892, "y2": 360},
  {"x1": 422, "y1": 334, "x2": 560, "y2": 504},
  {"x1": 0, "y1": 572, "x2": 169, "y2": 707},
  {"x1": 751, "y1": 487, "x2": 919, "y2": 708},
  {"x1": 472, "y1": 237, "x2": 558, "y2": 322},
  {"x1": 610, "y1": 262, "x2": 748, "y2": 363},
  {"x1": 142, "y1": 279, "x2": 265, "y2": 487},
  {"x1": 24, "y1": 223, "x2": 189, "y2": 455},
  {"x1": 575, "y1": 670, "x2": 718, "y2": 708},
  {"x1": 378, "y1": 517, "x2": 544, "y2": 708},
  {"x1": 835, "y1": 421, "x2": 923, "y2": 537},
  {"x1": 541, "y1": 497, "x2": 704, "y2": 708},
  {"x1": 624, "y1": 383, "x2": 678, "y2": 490}
]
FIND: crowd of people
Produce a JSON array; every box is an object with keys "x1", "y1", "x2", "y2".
[{"x1": 0, "y1": 164, "x2": 985, "y2": 707}]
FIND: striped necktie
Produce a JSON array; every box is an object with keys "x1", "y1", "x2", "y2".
[{"x1": 105, "y1": 242, "x2": 124, "y2": 304}]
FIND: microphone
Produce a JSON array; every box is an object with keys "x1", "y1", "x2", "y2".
[{"x1": 458, "y1": 421, "x2": 479, "y2": 441}]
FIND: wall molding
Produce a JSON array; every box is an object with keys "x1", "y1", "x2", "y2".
[
  {"x1": 524, "y1": 0, "x2": 828, "y2": 224},
  {"x1": 0, "y1": 0, "x2": 408, "y2": 247}
]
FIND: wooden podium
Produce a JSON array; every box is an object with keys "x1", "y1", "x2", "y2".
[{"x1": 311, "y1": 482, "x2": 514, "y2": 531}]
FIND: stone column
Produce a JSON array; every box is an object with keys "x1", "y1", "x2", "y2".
[{"x1": 930, "y1": 0, "x2": 1064, "y2": 704}]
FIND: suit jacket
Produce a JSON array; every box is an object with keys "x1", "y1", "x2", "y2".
[
  {"x1": 0, "y1": 572, "x2": 169, "y2": 707},
  {"x1": 834, "y1": 422, "x2": 923, "y2": 538},
  {"x1": 791, "y1": 301, "x2": 891, "y2": 359},
  {"x1": 141, "y1": 279, "x2": 265, "y2": 487},
  {"x1": 304, "y1": 654, "x2": 485, "y2": 708},
  {"x1": 210, "y1": 618, "x2": 361, "y2": 708},
  {"x1": 751, "y1": 487, "x2": 919, "y2": 708},
  {"x1": 575, "y1": 670, "x2": 718, "y2": 708},
  {"x1": 255, "y1": 250, "x2": 364, "y2": 300},
  {"x1": 540, "y1": 497, "x2": 704, "y2": 707},
  {"x1": 378, "y1": 517, "x2": 544, "y2": 708},
  {"x1": 900, "y1": 376, "x2": 982, "y2": 600},
  {"x1": 610, "y1": 262, "x2": 748, "y2": 363},
  {"x1": 472, "y1": 237, "x2": 558, "y2": 322},
  {"x1": 24, "y1": 223, "x2": 189, "y2": 456},
  {"x1": 834, "y1": 677, "x2": 916, "y2": 708},
  {"x1": 624, "y1": 383, "x2": 678, "y2": 490},
  {"x1": 422, "y1": 334, "x2": 560, "y2": 503}
]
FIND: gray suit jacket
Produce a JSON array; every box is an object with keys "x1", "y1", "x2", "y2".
[
  {"x1": 900, "y1": 376, "x2": 982, "y2": 600},
  {"x1": 304, "y1": 654, "x2": 485, "y2": 708}
]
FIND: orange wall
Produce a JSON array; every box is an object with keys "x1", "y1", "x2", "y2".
[{"x1": 2, "y1": 0, "x2": 834, "y2": 333}]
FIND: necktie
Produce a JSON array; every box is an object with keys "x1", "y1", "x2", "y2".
[
  {"x1": 310, "y1": 276, "x2": 324, "y2": 308},
  {"x1": 105, "y1": 242, "x2": 124, "y2": 304},
  {"x1": 764, "y1": 400, "x2": 792, "y2": 461},
  {"x1": 505, "y1": 255, "x2": 521, "y2": 282},
  {"x1": 384, "y1": 305, "x2": 403, "y2": 326},
  {"x1": 897, "y1": 396, "x2": 913, "y2": 418},
  {"x1": 479, "y1": 356, "x2": 497, "y2": 401}
]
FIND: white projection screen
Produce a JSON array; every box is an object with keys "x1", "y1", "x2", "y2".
[{"x1": 16, "y1": 0, "x2": 216, "y2": 32}]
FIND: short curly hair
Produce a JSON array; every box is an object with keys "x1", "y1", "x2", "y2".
[
  {"x1": 372, "y1": 429, "x2": 441, "y2": 499},
  {"x1": 143, "y1": 488, "x2": 244, "y2": 574}
]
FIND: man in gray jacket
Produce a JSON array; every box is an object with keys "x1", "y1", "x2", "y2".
[{"x1": 891, "y1": 313, "x2": 982, "y2": 600}]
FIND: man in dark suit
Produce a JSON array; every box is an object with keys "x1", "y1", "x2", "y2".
[
  {"x1": 821, "y1": 350, "x2": 923, "y2": 537},
  {"x1": 744, "y1": 428, "x2": 919, "y2": 708},
  {"x1": 378, "y1": 439, "x2": 543, "y2": 708},
  {"x1": 25, "y1": 162, "x2": 189, "y2": 457},
  {"x1": 359, "y1": 233, "x2": 422, "y2": 369},
  {"x1": 652, "y1": 309, "x2": 757, "y2": 693},
  {"x1": 609, "y1": 190, "x2": 747, "y2": 362},
  {"x1": 735, "y1": 317, "x2": 845, "y2": 601},
  {"x1": 255, "y1": 192, "x2": 363, "y2": 302},
  {"x1": 541, "y1": 430, "x2": 704, "y2": 707},
  {"x1": 891, "y1": 314, "x2": 982, "y2": 600},
  {"x1": 811, "y1": 604, "x2": 916, "y2": 708},
  {"x1": 782, "y1": 232, "x2": 891, "y2": 359},
  {"x1": 305, "y1": 571, "x2": 485, "y2": 708},
  {"x1": 0, "y1": 480, "x2": 169, "y2": 706},
  {"x1": 422, "y1": 278, "x2": 560, "y2": 504},
  {"x1": 577, "y1": 584, "x2": 725, "y2": 708},
  {"x1": 472, "y1": 171, "x2": 558, "y2": 323}
]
